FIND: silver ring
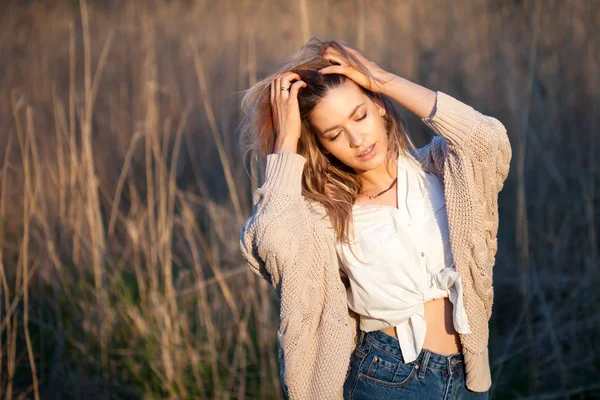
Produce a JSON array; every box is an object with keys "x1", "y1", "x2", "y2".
[{"x1": 280, "y1": 87, "x2": 290, "y2": 91}]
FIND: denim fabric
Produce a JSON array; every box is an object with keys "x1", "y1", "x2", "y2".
[{"x1": 343, "y1": 330, "x2": 489, "y2": 400}]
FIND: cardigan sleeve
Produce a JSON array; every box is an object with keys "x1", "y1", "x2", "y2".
[
  {"x1": 421, "y1": 91, "x2": 512, "y2": 193},
  {"x1": 239, "y1": 151, "x2": 313, "y2": 290},
  {"x1": 240, "y1": 152, "x2": 324, "y2": 398}
]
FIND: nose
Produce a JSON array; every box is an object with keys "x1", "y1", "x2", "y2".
[{"x1": 348, "y1": 130, "x2": 365, "y2": 148}]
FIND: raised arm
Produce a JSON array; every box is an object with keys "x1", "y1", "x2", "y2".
[
  {"x1": 380, "y1": 82, "x2": 510, "y2": 194},
  {"x1": 240, "y1": 69, "x2": 314, "y2": 288},
  {"x1": 419, "y1": 90, "x2": 512, "y2": 192},
  {"x1": 318, "y1": 44, "x2": 512, "y2": 192},
  {"x1": 239, "y1": 151, "x2": 313, "y2": 289}
]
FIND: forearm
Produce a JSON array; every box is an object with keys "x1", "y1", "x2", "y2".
[
  {"x1": 381, "y1": 75, "x2": 437, "y2": 119},
  {"x1": 273, "y1": 136, "x2": 299, "y2": 154}
]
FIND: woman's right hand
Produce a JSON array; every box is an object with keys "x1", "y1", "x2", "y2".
[{"x1": 270, "y1": 72, "x2": 306, "y2": 154}]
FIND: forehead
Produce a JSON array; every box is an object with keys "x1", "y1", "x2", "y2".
[{"x1": 310, "y1": 80, "x2": 368, "y2": 124}]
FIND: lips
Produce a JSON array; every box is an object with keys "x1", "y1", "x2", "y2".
[{"x1": 357, "y1": 143, "x2": 375, "y2": 157}]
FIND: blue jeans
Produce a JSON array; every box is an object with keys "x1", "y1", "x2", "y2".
[{"x1": 343, "y1": 330, "x2": 489, "y2": 400}]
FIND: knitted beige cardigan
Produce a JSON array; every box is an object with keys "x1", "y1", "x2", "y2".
[{"x1": 240, "y1": 91, "x2": 512, "y2": 399}]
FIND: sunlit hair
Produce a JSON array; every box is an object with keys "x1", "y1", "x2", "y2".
[{"x1": 239, "y1": 37, "x2": 426, "y2": 247}]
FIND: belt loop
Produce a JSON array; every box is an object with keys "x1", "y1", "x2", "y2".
[
  {"x1": 358, "y1": 330, "x2": 366, "y2": 345},
  {"x1": 418, "y1": 350, "x2": 430, "y2": 379},
  {"x1": 449, "y1": 354, "x2": 460, "y2": 374}
]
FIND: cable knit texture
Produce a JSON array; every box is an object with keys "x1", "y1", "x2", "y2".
[{"x1": 240, "y1": 91, "x2": 512, "y2": 399}]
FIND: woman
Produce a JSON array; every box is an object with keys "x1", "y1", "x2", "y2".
[{"x1": 239, "y1": 37, "x2": 511, "y2": 400}]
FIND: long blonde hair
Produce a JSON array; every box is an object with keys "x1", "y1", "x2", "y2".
[{"x1": 239, "y1": 37, "x2": 423, "y2": 246}]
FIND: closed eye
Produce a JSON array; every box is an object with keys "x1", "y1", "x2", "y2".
[{"x1": 329, "y1": 114, "x2": 367, "y2": 141}]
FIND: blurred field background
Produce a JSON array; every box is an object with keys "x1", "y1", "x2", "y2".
[{"x1": 0, "y1": 0, "x2": 598, "y2": 398}]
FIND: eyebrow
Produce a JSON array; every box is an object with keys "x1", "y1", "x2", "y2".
[{"x1": 319, "y1": 102, "x2": 365, "y2": 136}]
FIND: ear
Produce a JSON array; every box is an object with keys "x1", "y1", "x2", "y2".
[{"x1": 374, "y1": 99, "x2": 386, "y2": 117}]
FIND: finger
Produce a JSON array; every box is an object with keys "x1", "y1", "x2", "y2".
[
  {"x1": 275, "y1": 75, "x2": 290, "y2": 100},
  {"x1": 274, "y1": 74, "x2": 284, "y2": 98},
  {"x1": 275, "y1": 73, "x2": 301, "y2": 100},
  {"x1": 280, "y1": 72, "x2": 301, "y2": 90},
  {"x1": 275, "y1": 74, "x2": 284, "y2": 99},
  {"x1": 344, "y1": 45, "x2": 361, "y2": 57},
  {"x1": 269, "y1": 81, "x2": 277, "y2": 132},
  {"x1": 324, "y1": 45, "x2": 368, "y2": 67},
  {"x1": 322, "y1": 51, "x2": 347, "y2": 66},
  {"x1": 277, "y1": 76, "x2": 290, "y2": 99},
  {"x1": 337, "y1": 42, "x2": 363, "y2": 58},
  {"x1": 319, "y1": 65, "x2": 369, "y2": 89},
  {"x1": 288, "y1": 79, "x2": 306, "y2": 100},
  {"x1": 280, "y1": 71, "x2": 301, "y2": 80},
  {"x1": 319, "y1": 65, "x2": 347, "y2": 75}
]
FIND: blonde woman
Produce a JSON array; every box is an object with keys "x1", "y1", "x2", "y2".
[{"x1": 239, "y1": 38, "x2": 511, "y2": 400}]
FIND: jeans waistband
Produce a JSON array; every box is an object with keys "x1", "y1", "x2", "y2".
[{"x1": 359, "y1": 329, "x2": 464, "y2": 375}]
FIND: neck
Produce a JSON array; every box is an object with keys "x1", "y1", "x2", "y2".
[{"x1": 356, "y1": 156, "x2": 397, "y2": 192}]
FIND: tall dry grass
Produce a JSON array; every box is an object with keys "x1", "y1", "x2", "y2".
[{"x1": 0, "y1": 0, "x2": 598, "y2": 398}]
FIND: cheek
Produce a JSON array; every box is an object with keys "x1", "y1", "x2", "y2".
[
  {"x1": 317, "y1": 139, "x2": 341, "y2": 157},
  {"x1": 326, "y1": 144, "x2": 358, "y2": 167},
  {"x1": 318, "y1": 135, "x2": 343, "y2": 152},
  {"x1": 317, "y1": 138, "x2": 332, "y2": 154},
  {"x1": 371, "y1": 116, "x2": 387, "y2": 136},
  {"x1": 321, "y1": 141, "x2": 341, "y2": 158}
]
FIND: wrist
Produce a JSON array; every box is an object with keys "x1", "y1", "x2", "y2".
[
  {"x1": 273, "y1": 136, "x2": 299, "y2": 154},
  {"x1": 379, "y1": 74, "x2": 403, "y2": 95},
  {"x1": 380, "y1": 76, "x2": 437, "y2": 119}
]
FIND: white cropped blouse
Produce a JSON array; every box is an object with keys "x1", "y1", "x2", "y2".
[{"x1": 335, "y1": 151, "x2": 472, "y2": 363}]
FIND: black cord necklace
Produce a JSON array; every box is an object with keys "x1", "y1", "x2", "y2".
[{"x1": 359, "y1": 177, "x2": 398, "y2": 200}]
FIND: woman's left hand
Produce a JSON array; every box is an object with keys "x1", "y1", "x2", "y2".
[{"x1": 319, "y1": 43, "x2": 397, "y2": 94}]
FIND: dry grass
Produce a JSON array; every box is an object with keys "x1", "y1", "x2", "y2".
[{"x1": 0, "y1": 0, "x2": 598, "y2": 398}]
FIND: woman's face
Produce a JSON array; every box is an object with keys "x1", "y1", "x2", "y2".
[{"x1": 309, "y1": 79, "x2": 388, "y2": 174}]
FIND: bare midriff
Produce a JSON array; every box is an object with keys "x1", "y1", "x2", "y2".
[{"x1": 380, "y1": 297, "x2": 462, "y2": 355}]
